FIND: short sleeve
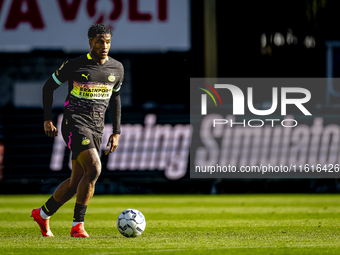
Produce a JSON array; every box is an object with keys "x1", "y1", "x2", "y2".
[{"x1": 51, "y1": 60, "x2": 72, "y2": 86}]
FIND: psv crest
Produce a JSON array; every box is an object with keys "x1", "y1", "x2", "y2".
[{"x1": 108, "y1": 73, "x2": 115, "y2": 82}]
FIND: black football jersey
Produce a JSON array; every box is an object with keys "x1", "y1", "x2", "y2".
[{"x1": 52, "y1": 53, "x2": 124, "y2": 134}]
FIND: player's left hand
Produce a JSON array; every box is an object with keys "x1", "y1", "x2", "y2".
[{"x1": 105, "y1": 133, "x2": 120, "y2": 155}]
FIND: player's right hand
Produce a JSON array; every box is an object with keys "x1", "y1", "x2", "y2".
[{"x1": 44, "y1": 120, "x2": 58, "y2": 137}]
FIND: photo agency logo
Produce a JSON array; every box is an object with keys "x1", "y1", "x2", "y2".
[
  {"x1": 188, "y1": 78, "x2": 337, "y2": 179},
  {"x1": 197, "y1": 80, "x2": 312, "y2": 128},
  {"x1": 197, "y1": 82, "x2": 223, "y2": 114}
]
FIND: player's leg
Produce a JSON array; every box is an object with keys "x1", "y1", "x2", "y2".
[
  {"x1": 70, "y1": 148, "x2": 101, "y2": 238},
  {"x1": 75, "y1": 148, "x2": 101, "y2": 204},
  {"x1": 53, "y1": 159, "x2": 84, "y2": 204},
  {"x1": 31, "y1": 159, "x2": 84, "y2": 237}
]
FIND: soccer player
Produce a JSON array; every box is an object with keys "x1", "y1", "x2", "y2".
[{"x1": 31, "y1": 24, "x2": 124, "y2": 238}]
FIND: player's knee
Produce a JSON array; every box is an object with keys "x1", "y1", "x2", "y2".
[{"x1": 85, "y1": 163, "x2": 101, "y2": 182}]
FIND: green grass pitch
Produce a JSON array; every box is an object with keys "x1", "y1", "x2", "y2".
[{"x1": 1, "y1": 194, "x2": 340, "y2": 255}]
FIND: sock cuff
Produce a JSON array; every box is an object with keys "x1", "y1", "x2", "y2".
[{"x1": 72, "y1": 221, "x2": 83, "y2": 227}]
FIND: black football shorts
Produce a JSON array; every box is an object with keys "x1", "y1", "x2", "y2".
[{"x1": 61, "y1": 117, "x2": 102, "y2": 160}]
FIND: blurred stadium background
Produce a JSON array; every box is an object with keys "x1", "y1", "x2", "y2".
[{"x1": 1, "y1": 0, "x2": 340, "y2": 194}]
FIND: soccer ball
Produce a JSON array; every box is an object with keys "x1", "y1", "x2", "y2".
[{"x1": 117, "y1": 209, "x2": 146, "y2": 237}]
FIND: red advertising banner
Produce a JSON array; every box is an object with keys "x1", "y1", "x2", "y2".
[{"x1": 0, "y1": 0, "x2": 190, "y2": 52}]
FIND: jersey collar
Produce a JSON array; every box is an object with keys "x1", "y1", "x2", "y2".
[{"x1": 87, "y1": 53, "x2": 108, "y2": 62}]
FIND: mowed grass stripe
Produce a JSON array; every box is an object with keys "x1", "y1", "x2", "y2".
[
  {"x1": 1, "y1": 194, "x2": 340, "y2": 255},
  {"x1": 1, "y1": 206, "x2": 340, "y2": 214},
  {"x1": 1, "y1": 219, "x2": 340, "y2": 228},
  {"x1": 1, "y1": 194, "x2": 340, "y2": 205},
  {"x1": 4, "y1": 213, "x2": 340, "y2": 222}
]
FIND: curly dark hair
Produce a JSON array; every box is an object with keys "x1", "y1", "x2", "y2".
[{"x1": 87, "y1": 24, "x2": 112, "y2": 39}]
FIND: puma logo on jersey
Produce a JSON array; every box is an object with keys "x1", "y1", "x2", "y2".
[{"x1": 82, "y1": 74, "x2": 90, "y2": 80}]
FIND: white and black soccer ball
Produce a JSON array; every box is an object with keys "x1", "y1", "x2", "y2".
[{"x1": 117, "y1": 209, "x2": 146, "y2": 237}]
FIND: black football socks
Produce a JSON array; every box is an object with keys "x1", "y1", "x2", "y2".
[
  {"x1": 73, "y1": 203, "x2": 87, "y2": 224},
  {"x1": 41, "y1": 196, "x2": 62, "y2": 218},
  {"x1": 40, "y1": 197, "x2": 87, "y2": 225}
]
